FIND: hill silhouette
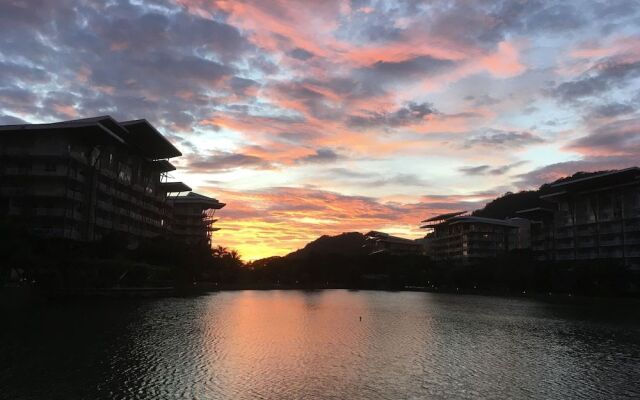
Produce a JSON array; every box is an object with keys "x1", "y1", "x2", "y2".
[{"x1": 287, "y1": 232, "x2": 368, "y2": 258}]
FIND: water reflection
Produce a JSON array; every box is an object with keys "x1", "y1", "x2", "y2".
[{"x1": 2, "y1": 291, "x2": 640, "y2": 399}]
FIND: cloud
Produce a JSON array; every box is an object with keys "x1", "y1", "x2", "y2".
[
  {"x1": 551, "y1": 59, "x2": 640, "y2": 102},
  {"x1": 288, "y1": 47, "x2": 315, "y2": 60},
  {"x1": 186, "y1": 151, "x2": 273, "y2": 172},
  {"x1": 347, "y1": 101, "x2": 438, "y2": 129},
  {"x1": 465, "y1": 129, "x2": 545, "y2": 148},
  {"x1": 458, "y1": 161, "x2": 526, "y2": 176},
  {"x1": 0, "y1": 114, "x2": 28, "y2": 124},
  {"x1": 295, "y1": 148, "x2": 341, "y2": 164},
  {"x1": 201, "y1": 185, "x2": 474, "y2": 260},
  {"x1": 0, "y1": 0, "x2": 253, "y2": 128},
  {"x1": 586, "y1": 102, "x2": 636, "y2": 119},
  {"x1": 567, "y1": 117, "x2": 640, "y2": 156},
  {"x1": 369, "y1": 174, "x2": 430, "y2": 187},
  {"x1": 360, "y1": 55, "x2": 455, "y2": 82},
  {"x1": 458, "y1": 165, "x2": 491, "y2": 175}
]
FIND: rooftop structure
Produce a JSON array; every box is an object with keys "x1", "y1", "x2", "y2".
[
  {"x1": 0, "y1": 116, "x2": 192, "y2": 242},
  {"x1": 364, "y1": 231, "x2": 423, "y2": 255}
]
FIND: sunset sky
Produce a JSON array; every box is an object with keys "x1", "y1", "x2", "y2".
[{"x1": 1, "y1": 0, "x2": 640, "y2": 259}]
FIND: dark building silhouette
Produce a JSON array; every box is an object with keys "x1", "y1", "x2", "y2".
[
  {"x1": 364, "y1": 231, "x2": 423, "y2": 255},
  {"x1": 168, "y1": 192, "x2": 225, "y2": 246},
  {"x1": 520, "y1": 167, "x2": 640, "y2": 266},
  {"x1": 0, "y1": 116, "x2": 223, "y2": 245},
  {"x1": 421, "y1": 212, "x2": 529, "y2": 263}
]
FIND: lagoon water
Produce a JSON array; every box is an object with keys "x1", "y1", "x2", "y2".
[{"x1": 2, "y1": 290, "x2": 640, "y2": 399}]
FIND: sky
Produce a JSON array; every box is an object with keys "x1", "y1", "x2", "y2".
[{"x1": 1, "y1": 0, "x2": 640, "y2": 260}]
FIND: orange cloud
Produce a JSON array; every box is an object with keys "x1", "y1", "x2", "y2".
[{"x1": 201, "y1": 186, "x2": 492, "y2": 260}]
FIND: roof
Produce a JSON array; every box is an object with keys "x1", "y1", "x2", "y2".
[
  {"x1": 421, "y1": 215, "x2": 520, "y2": 229},
  {"x1": 421, "y1": 210, "x2": 467, "y2": 223},
  {"x1": 0, "y1": 116, "x2": 182, "y2": 160},
  {"x1": 516, "y1": 207, "x2": 555, "y2": 215},
  {"x1": 365, "y1": 231, "x2": 421, "y2": 245},
  {"x1": 160, "y1": 181, "x2": 192, "y2": 193},
  {"x1": 169, "y1": 192, "x2": 226, "y2": 209},
  {"x1": 120, "y1": 119, "x2": 181, "y2": 159},
  {"x1": 0, "y1": 115, "x2": 126, "y2": 145}
]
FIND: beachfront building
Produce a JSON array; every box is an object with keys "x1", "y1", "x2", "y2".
[
  {"x1": 535, "y1": 167, "x2": 640, "y2": 266},
  {"x1": 516, "y1": 207, "x2": 556, "y2": 261},
  {"x1": 0, "y1": 116, "x2": 191, "y2": 242},
  {"x1": 168, "y1": 192, "x2": 226, "y2": 247},
  {"x1": 420, "y1": 212, "x2": 526, "y2": 263},
  {"x1": 364, "y1": 231, "x2": 423, "y2": 255}
]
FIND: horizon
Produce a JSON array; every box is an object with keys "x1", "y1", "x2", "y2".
[{"x1": 1, "y1": 1, "x2": 640, "y2": 260}]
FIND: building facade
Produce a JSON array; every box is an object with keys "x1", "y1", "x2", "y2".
[
  {"x1": 0, "y1": 116, "x2": 194, "y2": 243},
  {"x1": 420, "y1": 212, "x2": 525, "y2": 263},
  {"x1": 168, "y1": 192, "x2": 225, "y2": 247},
  {"x1": 533, "y1": 168, "x2": 640, "y2": 266}
]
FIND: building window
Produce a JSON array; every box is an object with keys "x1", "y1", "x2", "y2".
[{"x1": 45, "y1": 162, "x2": 56, "y2": 172}]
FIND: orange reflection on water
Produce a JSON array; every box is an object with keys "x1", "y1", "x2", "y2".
[{"x1": 200, "y1": 290, "x2": 437, "y2": 398}]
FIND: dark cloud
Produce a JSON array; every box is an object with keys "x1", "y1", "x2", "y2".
[
  {"x1": 362, "y1": 55, "x2": 455, "y2": 81},
  {"x1": 295, "y1": 148, "x2": 341, "y2": 164},
  {"x1": 551, "y1": 59, "x2": 640, "y2": 102},
  {"x1": 465, "y1": 129, "x2": 545, "y2": 148},
  {"x1": 323, "y1": 167, "x2": 430, "y2": 187},
  {"x1": 369, "y1": 173, "x2": 430, "y2": 187},
  {"x1": 0, "y1": 115, "x2": 28, "y2": 124},
  {"x1": 466, "y1": 94, "x2": 501, "y2": 107},
  {"x1": 568, "y1": 117, "x2": 640, "y2": 155},
  {"x1": 288, "y1": 47, "x2": 315, "y2": 60},
  {"x1": 422, "y1": 1, "x2": 586, "y2": 52},
  {"x1": 326, "y1": 168, "x2": 374, "y2": 179},
  {"x1": 522, "y1": 4, "x2": 586, "y2": 32},
  {"x1": 0, "y1": 87, "x2": 40, "y2": 114},
  {"x1": 186, "y1": 151, "x2": 273, "y2": 172},
  {"x1": 271, "y1": 82, "x2": 341, "y2": 120},
  {"x1": 277, "y1": 131, "x2": 318, "y2": 144},
  {"x1": 0, "y1": 0, "x2": 253, "y2": 130},
  {"x1": 230, "y1": 76, "x2": 260, "y2": 95},
  {"x1": 586, "y1": 102, "x2": 636, "y2": 119},
  {"x1": 458, "y1": 161, "x2": 526, "y2": 176},
  {"x1": 347, "y1": 102, "x2": 438, "y2": 129},
  {"x1": 0, "y1": 62, "x2": 50, "y2": 86},
  {"x1": 459, "y1": 165, "x2": 491, "y2": 175}
]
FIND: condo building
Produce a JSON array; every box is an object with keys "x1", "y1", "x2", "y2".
[
  {"x1": 168, "y1": 192, "x2": 226, "y2": 246},
  {"x1": 532, "y1": 168, "x2": 640, "y2": 266},
  {"x1": 364, "y1": 231, "x2": 423, "y2": 255},
  {"x1": 0, "y1": 116, "x2": 221, "y2": 245},
  {"x1": 420, "y1": 212, "x2": 527, "y2": 263}
]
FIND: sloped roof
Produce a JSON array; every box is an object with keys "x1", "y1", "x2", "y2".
[
  {"x1": 0, "y1": 115, "x2": 127, "y2": 145},
  {"x1": 169, "y1": 191, "x2": 226, "y2": 209},
  {"x1": 421, "y1": 210, "x2": 467, "y2": 223},
  {"x1": 120, "y1": 119, "x2": 181, "y2": 159}
]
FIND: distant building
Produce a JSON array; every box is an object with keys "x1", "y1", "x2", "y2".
[
  {"x1": 420, "y1": 212, "x2": 526, "y2": 263},
  {"x1": 531, "y1": 167, "x2": 640, "y2": 266},
  {"x1": 364, "y1": 231, "x2": 423, "y2": 255},
  {"x1": 168, "y1": 192, "x2": 225, "y2": 247},
  {"x1": 0, "y1": 116, "x2": 205, "y2": 243}
]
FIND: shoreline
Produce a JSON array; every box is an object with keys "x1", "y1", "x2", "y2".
[{"x1": 3, "y1": 284, "x2": 639, "y2": 305}]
